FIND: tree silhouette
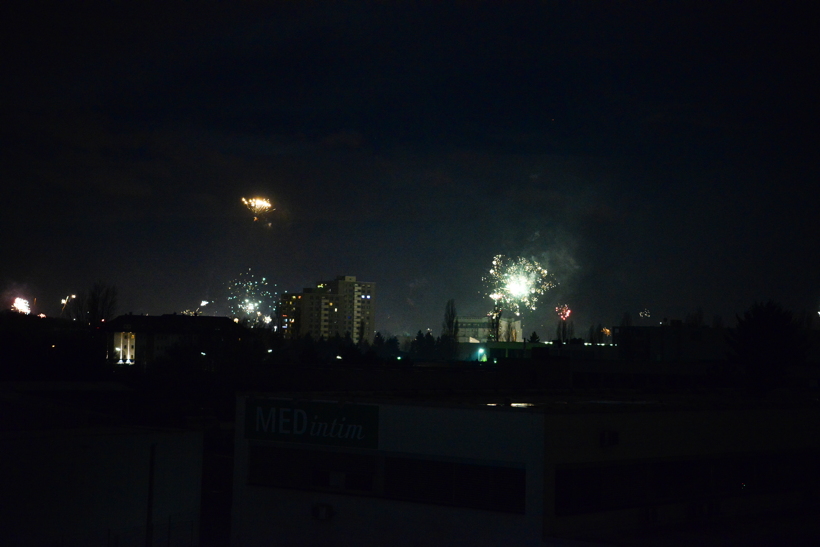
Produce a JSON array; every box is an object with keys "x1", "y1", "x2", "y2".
[
  {"x1": 423, "y1": 332, "x2": 436, "y2": 359},
  {"x1": 68, "y1": 281, "x2": 118, "y2": 325},
  {"x1": 410, "y1": 331, "x2": 437, "y2": 360},
  {"x1": 372, "y1": 331, "x2": 386, "y2": 353},
  {"x1": 384, "y1": 336, "x2": 400, "y2": 357},
  {"x1": 442, "y1": 299, "x2": 457, "y2": 337},
  {"x1": 410, "y1": 331, "x2": 424, "y2": 357},
  {"x1": 528, "y1": 331, "x2": 540, "y2": 344},
  {"x1": 440, "y1": 299, "x2": 459, "y2": 359},
  {"x1": 727, "y1": 301, "x2": 809, "y2": 393}
]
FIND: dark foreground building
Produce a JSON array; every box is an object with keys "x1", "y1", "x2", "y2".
[
  {"x1": 1, "y1": 382, "x2": 203, "y2": 546},
  {"x1": 231, "y1": 390, "x2": 820, "y2": 546}
]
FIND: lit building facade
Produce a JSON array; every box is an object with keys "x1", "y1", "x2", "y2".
[
  {"x1": 105, "y1": 314, "x2": 244, "y2": 369},
  {"x1": 457, "y1": 316, "x2": 522, "y2": 343},
  {"x1": 279, "y1": 276, "x2": 375, "y2": 344}
]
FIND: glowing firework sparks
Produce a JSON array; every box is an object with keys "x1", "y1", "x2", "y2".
[
  {"x1": 12, "y1": 297, "x2": 31, "y2": 314},
  {"x1": 556, "y1": 304, "x2": 571, "y2": 321},
  {"x1": 241, "y1": 197, "x2": 274, "y2": 222},
  {"x1": 227, "y1": 268, "x2": 278, "y2": 326},
  {"x1": 60, "y1": 294, "x2": 76, "y2": 317},
  {"x1": 639, "y1": 308, "x2": 650, "y2": 318},
  {"x1": 483, "y1": 255, "x2": 557, "y2": 316},
  {"x1": 182, "y1": 300, "x2": 211, "y2": 317},
  {"x1": 601, "y1": 327, "x2": 612, "y2": 337}
]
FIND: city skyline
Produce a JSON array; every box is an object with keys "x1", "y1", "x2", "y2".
[{"x1": 2, "y1": 3, "x2": 818, "y2": 335}]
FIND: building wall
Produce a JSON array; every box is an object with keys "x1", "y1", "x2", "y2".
[
  {"x1": 542, "y1": 404, "x2": 820, "y2": 537},
  {"x1": 326, "y1": 277, "x2": 375, "y2": 344},
  {"x1": 112, "y1": 331, "x2": 136, "y2": 363},
  {"x1": 231, "y1": 396, "x2": 545, "y2": 547},
  {"x1": 1, "y1": 426, "x2": 202, "y2": 546},
  {"x1": 278, "y1": 276, "x2": 375, "y2": 344},
  {"x1": 458, "y1": 317, "x2": 522, "y2": 343},
  {"x1": 232, "y1": 394, "x2": 820, "y2": 546},
  {"x1": 278, "y1": 293, "x2": 301, "y2": 339}
]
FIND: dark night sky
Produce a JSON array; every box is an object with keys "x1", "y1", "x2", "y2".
[{"x1": 2, "y1": 2, "x2": 818, "y2": 336}]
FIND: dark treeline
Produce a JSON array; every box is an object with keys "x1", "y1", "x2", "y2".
[
  {"x1": 0, "y1": 311, "x2": 108, "y2": 380},
  {"x1": 1, "y1": 300, "x2": 816, "y2": 399}
]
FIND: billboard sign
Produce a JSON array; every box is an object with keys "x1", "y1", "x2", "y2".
[{"x1": 245, "y1": 398, "x2": 379, "y2": 449}]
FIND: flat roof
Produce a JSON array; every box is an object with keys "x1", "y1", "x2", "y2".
[{"x1": 239, "y1": 388, "x2": 819, "y2": 414}]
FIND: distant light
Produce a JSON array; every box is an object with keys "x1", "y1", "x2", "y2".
[
  {"x1": 396, "y1": 356, "x2": 402, "y2": 360},
  {"x1": 267, "y1": 349, "x2": 273, "y2": 353},
  {"x1": 478, "y1": 348, "x2": 485, "y2": 354},
  {"x1": 336, "y1": 355, "x2": 343, "y2": 360},
  {"x1": 201, "y1": 352, "x2": 206, "y2": 356}
]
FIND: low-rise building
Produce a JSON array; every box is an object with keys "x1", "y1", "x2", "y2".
[
  {"x1": 105, "y1": 314, "x2": 244, "y2": 369},
  {"x1": 457, "y1": 316, "x2": 522, "y2": 343},
  {"x1": 231, "y1": 390, "x2": 820, "y2": 546}
]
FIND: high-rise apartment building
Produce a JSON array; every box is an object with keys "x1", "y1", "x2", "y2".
[{"x1": 279, "y1": 276, "x2": 375, "y2": 344}]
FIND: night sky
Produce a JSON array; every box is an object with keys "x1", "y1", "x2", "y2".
[{"x1": 2, "y1": 2, "x2": 818, "y2": 336}]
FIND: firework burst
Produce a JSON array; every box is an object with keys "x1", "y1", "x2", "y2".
[
  {"x1": 556, "y1": 304, "x2": 571, "y2": 321},
  {"x1": 12, "y1": 297, "x2": 31, "y2": 314},
  {"x1": 227, "y1": 268, "x2": 278, "y2": 326},
  {"x1": 181, "y1": 301, "x2": 210, "y2": 317},
  {"x1": 241, "y1": 197, "x2": 274, "y2": 222},
  {"x1": 483, "y1": 255, "x2": 557, "y2": 316}
]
